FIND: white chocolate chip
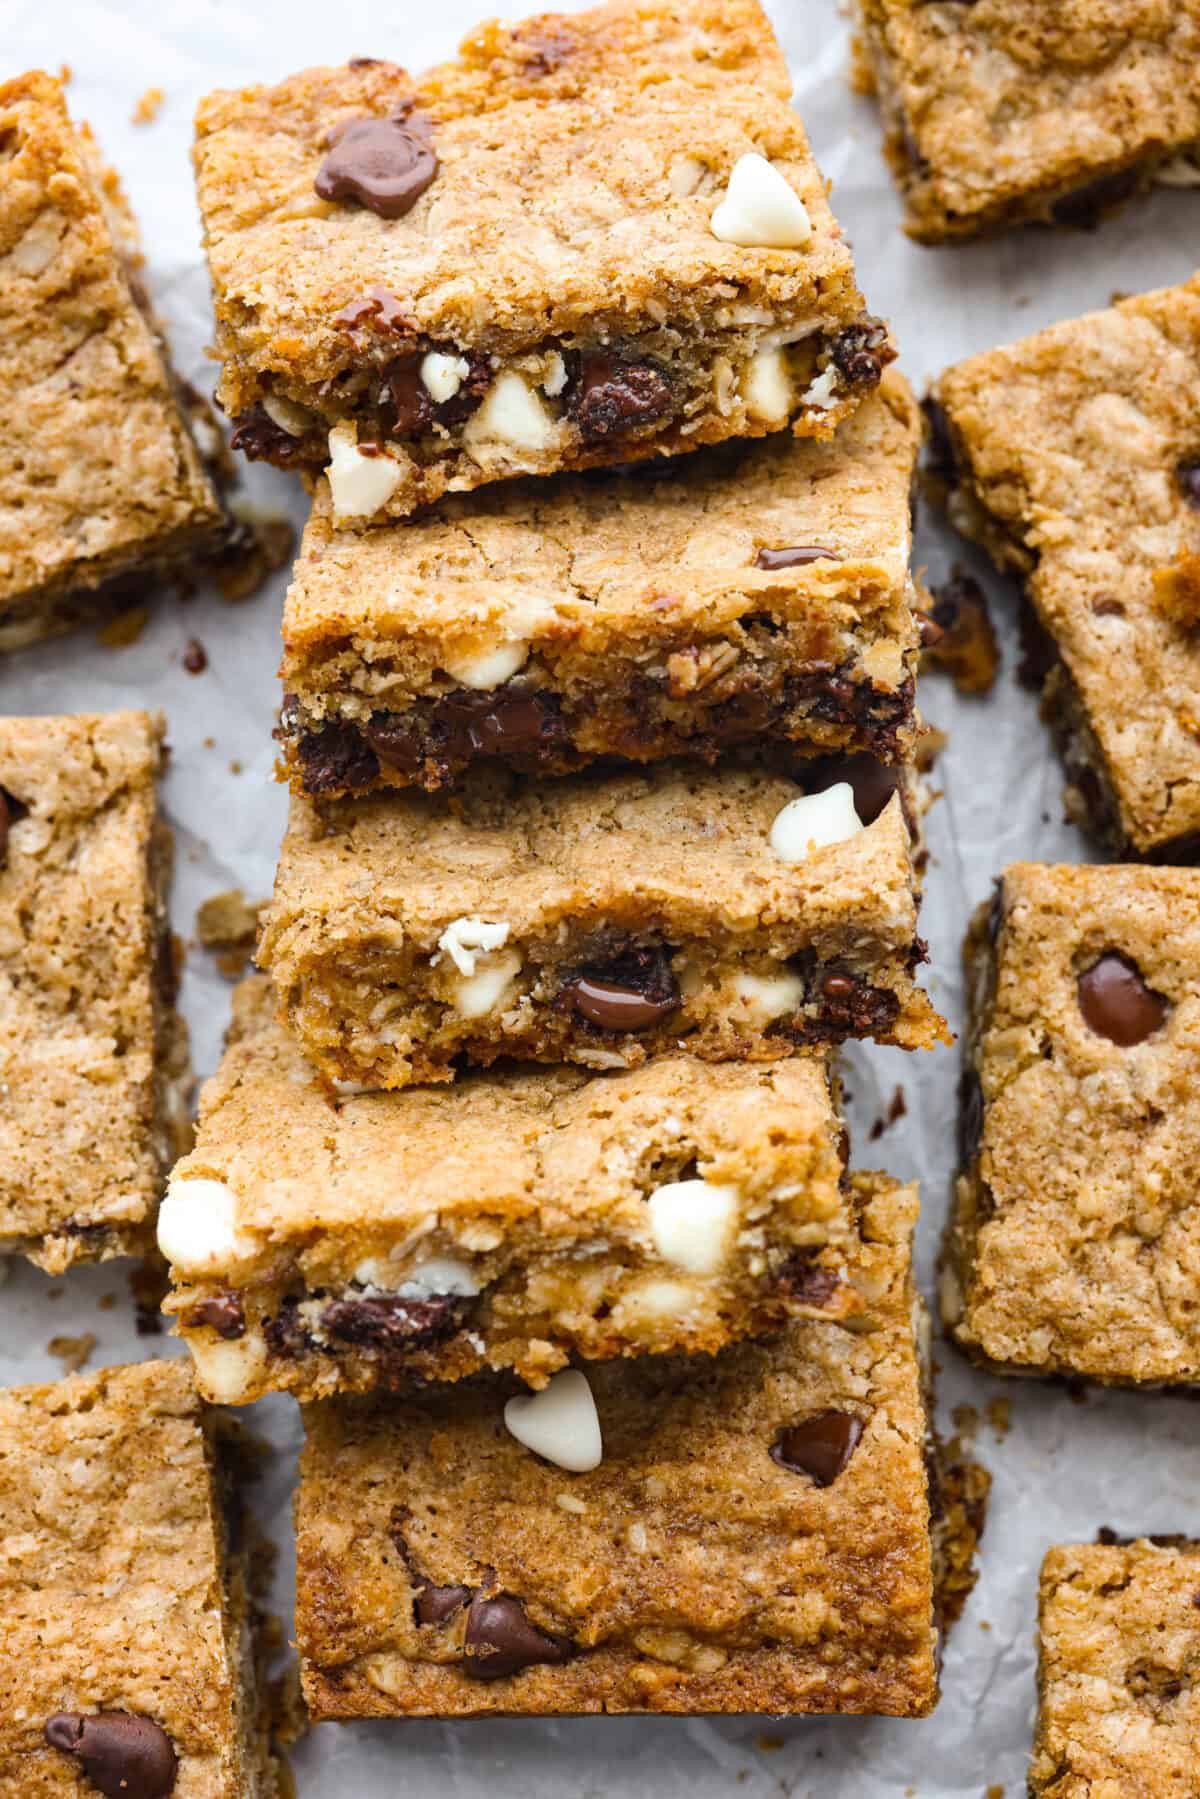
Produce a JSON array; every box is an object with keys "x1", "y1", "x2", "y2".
[
  {"x1": 441, "y1": 638, "x2": 531, "y2": 688},
  {"x1": 542, "y1": 351, "x2": 568, "y2": 397},
  {"x1": 420, "y1": 350, "x2": 471, "y2": 403},
  {"x1": 802, "y1": 366, "x2": 841, "y2": 411},
  {"x1": 669, "y1": 155, "x2": 707, "y2": 197},
  {"x1": 710, "y1": 153, "x2": 812, "y2": 249},
  {"x1": 187, "y1": 1330, "x2": 267, "y2": 1405},
  {"x1": 769, "y1": 783, "x2": 863, "y2": 863},
  {"x1": 452, "y1": 948, "x2": 522, "y2": 1018},
  {"x1": 396, "y1": 1255, "x2": 481, "y2": 1299},
  {"x1": 434, "y1": 916, "x2": 511, "y2": 977},
  {"x1": 504, "y1": 1369, "x2": 603, "y2": 1472},
  {"x1": 733, "y1": 970, "x2": 805, "y2": 1024},
  {"x1": 326, "y1": 422, "x2": 402, "y2": 521},
  {"x1": 156, "y1": 1177, "x2": 256, "y2": 1275},
  {"x1": 463, "y1": 371, "x2": 557, "y2": 453},
  {"x1": 619, "y1": 1277, "x2": 702, "y2": 1320},
  {"x1": 556, "y1": 1491, "x2": 587, "y2": 1514},
  {"x1": 647, "y1": 1178, "x2": 740, "y2": 1275},
  {"x1": 263, "y1": 393, "x2": 312, "y2": 436},
  {"x1": 740, "y1": 346, "x2": 795, "y2": 423}
]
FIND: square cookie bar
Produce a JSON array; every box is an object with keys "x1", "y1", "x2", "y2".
[
  {"x1": 942, "y1": 862, "x2": 1200, "y2": 1384},
  {"x1": 0, "y1": 712, "x2": 191, "y2": 1272},
  {"x1": 0, "y1": 73, "x2": 225, "y2": 651},
  {"x1": 932, "y1": 277, "x2": 1200, "y2": 859},
  {"x1": 1031, "y1": 1539, "x2": 1200, "y2": 1797},
  {"x1": 295, "y1": 1173, "x2": 941, "y2": 1719},
  {"x1": 193, "y1": 0, "x2": 894, "y2": 525},
  {"x1": 259, "y1": 760, "x2": 945, "y2": 1091},
  {"x1": 161, "y1": 977, "x2": 856, "y2": 1405},
  {"x1": 853, "y1": 1, "x2": 1200, "y2": 243},
  {"x1": 280, "y1": 372, "x2": 922, "y2": 796},
  {"x1": 0, "y1": 1359, "x2": 281, "y2": 1796}
]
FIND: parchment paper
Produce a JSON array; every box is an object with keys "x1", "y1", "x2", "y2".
[{"x1": 3, "y1": 1, "x2": 1199, "y2": 1790}]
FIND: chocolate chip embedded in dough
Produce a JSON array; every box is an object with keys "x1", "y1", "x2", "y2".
[
  {"x1": 1077, "y1": 953, "x2": 1168, "y2": 1047},
  {"x1": 44, "y1": 1712, "x2": 178, "y2": 1799},
  {"x1": 565, "y1": 351, "x2": 675, "y2": 442},
  {"x1": 560, "y1": 945, "x2": 680, "y2": 1032},
  {"x1": 1176, "y1": 459, "x2": 1200, "y2": 510},
  {"x1": 296, "y1": 721, "x2": 380, "y2": 795},
  {"x1": 828, "y1": 317, "x2": 892, "y2": 389},
  {"x1": 414, "y1": 1580, "x2": 474, "y2": 1625},
  {"x1": 802, "y1": 753, "x2": 900, "y2": 827},
  {"x1": 770, "y1": 1410, "x2": 864, "y2": 1486},
  {"x1": 181, "y1": 1293, "x2": 246, "y2": 1340},
  {"x1": 315, "y1": 111, "x2": 438, "y2": 219},
  {"x1": 754, "y1": 545, "x2": 844, "y2": 570},
  {"x1": 462, "y1": 1593, "x2": 570, "y2": 1680}
]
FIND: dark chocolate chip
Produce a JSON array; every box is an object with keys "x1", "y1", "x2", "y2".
[
  {"x1": 1077, "y1": 953, "x2": 1168, "y2": 1047},
  {"x1": 560, "y1": 944, "x2": 680, "y2": 1033},
  {"x1": 335, "y1": 284, "x2": 411, "y2": 332},
  {"x1": 829, "y1": 318, "x2": 893, "y2": 389},
  {"x1": 565, "y1": 350, "x2": 675, "y2": 442},
  {"x1": 462, "y1": 1594, "x2": 570, "y2": 1680},
  {"x1": 383, "y1": 350, "x2": 489, "y2": 438},
  {"x1": 754, "y1": 545, "x2": 844, "y2": 570},
  {"x1": 1049, "y1": 165, "x2": 1140, "y2": 230},
  {"x1": 1091, "y1": 596, "x2": 1125, "y2": 617},
  {"x1": 439, "y1": 690, "x2": 564, "y2": 758},
  {"x1": 315, "y1": 111, "x2": 437, "y2": 219},
  {"x1": 296, "y1": 722, "x2": 380, "y2": 794},
  {"x1": 801, "y1": 753, "x2": 900, "y2": 827},
  {"x1": 770, "y1": 1410, "x2": 864, "y2": 1486},
  {"x1": 1176, "y1": 460, "x2": 1200, "y2": 510},
  {"x1": 958, "y1": 1069, "x2": 984, "y2": 1166},
  {"x1": 182, "y1": 638, "x2": 208, "y2": 675},
  {"x1": 264, "y1": 1296, "x2": 315, "y2": 1357},
  {"x1": 415, "y1": 1580, "x2": 474, "y2": 1625},
  {"x1": 229, "y1": 408, "x2": 311, "y2": 466},
  {"x1": 820, "y1": 973, "x2": 857, "y2": 1002},
  {"x1": 181, "y1": 1294, "x2": 246, "y2": 1340},
  {"x1": 319, "y1": 1291, "x2": 467, "y2": 1351},
  {"x1": 777, "y1": 1248, "x2": 841, "y2": 1309},
  {"x1": 44, "y1": 1712, "x2": 178, "y2": 1799}
]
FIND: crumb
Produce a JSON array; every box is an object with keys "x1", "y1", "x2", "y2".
[
  {"x1": 985, "y1": 1786, "x2": 1004, "y2": 1798},
  {"x1": 97, "y1": 605, "x2": 150, "y2": 649},
  {"x1": 951, "y1": 1402, "x2": 979, "y2": 1442},
  {"x1": 46, "y1": 1287, "x2": 64, "y2": 1301},
  {"x1": 183, "y1": 637, "x2": 208, "y2": 674},
  {"x1": 58, "y1": 62, "x2": 72, "y2": 83},
  {"x1": 47, "y1": 1332, "x2": 97, "y2": 1375},
  {"x1": 1110, "y1": 289, "x2": 1131, "y2": 305},
  {"x1": 132, "y1": 85, "x2": 165, "y2": 125},
  {"x1": 203, "y1": 735, "x2": 216, "y2": 749},
  {"x1": 937, "y1": 1440, "x2": 992, "y2": 1628},
  {"x1": 97, "y1": 1292, "x2": 117, "y2": 1311},
  {"x1": 923, "y1": 569, "x2": 1000, "y2": 693},
  {"x1": 985, "y1": 1396, "x2": 1012, "y2": 1438},
  {"x1": 230, "y1": 760, "x2": 243, "y2": 775},
  {"x1": 197, "y1": 889, "x2": 264, "y2": 979},
  {"x1": 211, "y1": 508, "x2": 295, "y2": 604},
  {"x1": 868, "y1": 1084, "x2": 907, "y2": 1141},
  {"x1": 755, "y1": 1735, "x2": 784, "y2": 1753},
  {"x1": 980, "y1": 1620, "x2": 992, "y2": 1632}
]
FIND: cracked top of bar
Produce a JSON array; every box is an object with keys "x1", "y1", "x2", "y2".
[
  {"x1": 193, "y1": 0, "x2": 891, "y2": 520},
  {"x1": 280, "y1": 372, "x2": 922, "y2": 795},
  {"x1": 934, "y1": 276, "x2": 1200, "y2": 858}
]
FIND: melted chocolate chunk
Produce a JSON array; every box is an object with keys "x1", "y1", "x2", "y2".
[
  {"x1": 829, "y1": 318, "x2": 893, "y2": 389},
  {"x1": 565, "y1": 350, "x2": 675, "y2": 442},
  {"x1": 560, "y1": 943, "x2": 680, "y2": 1032},
  {"x1": 44, "y1": 1712, "x2": 178, "y2": 1799},
  {"x1": 770, "y1": 1410, "x2": 864, "y2": 1486},
  {"x1": 462, "y1": 1593, "x2": 570, "y2": 1680},
  {"x1": 296, "y1": 722, "x2": 380, "y2": 795},
  {"x1": 438, "y1": 689, "x2": 566, "y2": 760},
  {"x1": 777, "y1": 1248, "x2": 841, "y2": 1309},
  {"x1": 229, "y1": 408, "x2": 311, "y2": 466},
  {"x1": 801, "y1": 753, "x2": 901, "y2": 827},
  {"x1": 754, "y1": 545, "x2": 843, "y2": 570},
  {"x1": 384, "y1": 349, "x2": 490, "y2": 437},
  {"x1": 1077, "y1": 953, "x2": 1168, "y2": 1047},
  {"x1": 264, "y1": 1297, "x2": 316, "y2": 1358},
  {"x1": 319, "y1": 1291, "x2": 467, "y2": 1351},
  {"x1": 1176, "y1": 459, "x2": 1200, "y2": 510},
  {"x1": 415, "y1": 1580, "x2": 474, "y2": 1625},
  {"x1": 315, "y1": 110, "x2": 437, "y2": 219},
  {"x1": 1049, "y1": 165, "x2": 1140, "y2": 230},
  {"x1": 181, "y1": 1294, "x2": 246, "y2": 1340}
]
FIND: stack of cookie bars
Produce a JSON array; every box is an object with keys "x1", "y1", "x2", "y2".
[{"x1": 154, "y1": 0, "x2": 958, "y2": 1722}]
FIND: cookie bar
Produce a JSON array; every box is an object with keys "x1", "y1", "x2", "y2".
[
  {"x1": 259, "y1": 760, "x2": 945, "y2": 1091},
  {"x1": 942, "y1": 862, "x2": 1200, "y2": 1385},
  {"x1": 0, "y1": 1359, "x2": 281, "y2": 1796},
  {"x1": 280, "y1": 373, "x2": 922, "y2": 796},
  {"x1": 0, "y1": 712, "x2": 192, "y2": 1273},
  {"x1": 160, "y1": 976, "x2": 861, "y2": 1404},
  {"x1": 853, "y1": 1, "x2": 1200, "y2": 244},
  {"x1": 1031, "y1": 1539, "x2": 1200, "y2": 1796},
  {"x1": 193, "y1": 0, "x2": 894, "y2": 526},
  {"x1": 0, "y1": 73, "x2": 225, "y2": 652},
  {"x1": 295, "y1": 1173, "x2": 940, "y2": 1719},
  {"x1": 932, "y1": 278, "x2": 1200, "y2": 859}
]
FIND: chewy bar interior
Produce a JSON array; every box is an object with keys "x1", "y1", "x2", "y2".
[
  {"x1": 0, "y1": 72, "x2": 225, "y2": 652},
  {"x1": 160, "y1": 977, "x2": 856, "y2": 1405},
  {"x1": 0, "y1": 712, "x2": 191, "y2": 1273},
  {"x1": 193, "y1": 0, "x2": 894, "y2": 525},
  {"x1": 295, "y1": 1173, "x2": 940, "y2": 1720},
  {"x1": 853, "y1": 1, "x2": 1200, "y2": 243},
  {"x1": 942, "y1": 862, "x2": 1200, "y2": 1385},
  {"x1": 259, "y1": 760, "x2": 945, "y2": 1092},
  {"x1": 281, "y1": 372, "x2": 923, "y2": 796},
  {"x1": 0, "y1": 1359, "x2": 281, "y2": 1798},
  {"x1": 1031, "y1": 1539, "x2": 1200, "y2": 1797},
  {"x1": 933, "y1": 277, "x2": 1200, "y2": 860}
]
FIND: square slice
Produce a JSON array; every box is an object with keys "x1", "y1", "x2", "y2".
[
  {"x1": 280, "y1": 371, "x2": 922, "y2": 795},
  {"x1": 193, "y1": 0, "x2": 894, "y2": 525},
  {"x1": 942, "y1": 862, "x2": 1200, "y2": 1385},
  {"x1": 0, "y1": 73, "x2": 225, "y2": 651},
  {"x1": 295, "y1": 1173, "x2": 940, "y2": 1719},
  {"x1": 258, "y1": 760, "x2": 945, "y2": 1091},
  {"x1": 933, "y1": 278, "x2": 1200, "y2": 859},
  {"x1": 0, "y1": 712, "x2": 192, "y2": 1272},
  {"x1": 0, "y1": 1359, "x2": 281, "y2": 1796},
  {"x1": 853, "y1": 1, "x2": 1200, "y2": 243},
  {"x1": 1032, "y1": 1539, "x2": 1200, "y2": 1796},
  {"x1": 161, "y1": 976, "x2": 856, "y2": 1405}
]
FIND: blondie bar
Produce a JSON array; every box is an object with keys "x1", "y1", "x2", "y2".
[
  {"x1": 193, "y1": 0, "x2": 894, "y2": 525},
  {"x1": 942, "y1": 862, "x2": 1200, "y2": 1385},
  {"x1": 280, "y1": 373, "x2": 922, "y2": 795},
  {"x1": 853, "y1": 1, "x2": 1200, "y2": 243},
  {"x1": 259, "y1": 761, "x2": 944, "y2": 1091},
  {"x1": 0, "y1": 712, "x2": 192, "y2": 1273},
  {"x1": 0, "y1": 1359, "x2": 281, "y2": 1797},
  {"x1": 0, "y1": 73, "x2": 225, "y2": 652},
  {"x1": 1031, "y1": 1539, "x2": 1200, "y2": 1796},
  {"x1": 933, "y1": 277, "x2": 1200, "y2": 858},
  {"x1": 160, "y1": 976, "x2": 856, "y2": 1404},
  {"x1": 295, "y1": 1173, "x2": 940, "y2": 1718}
]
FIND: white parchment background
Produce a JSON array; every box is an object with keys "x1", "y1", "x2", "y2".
[{"x1": 2, "y1": 1, "x2": 1199, "y2": 1792}]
